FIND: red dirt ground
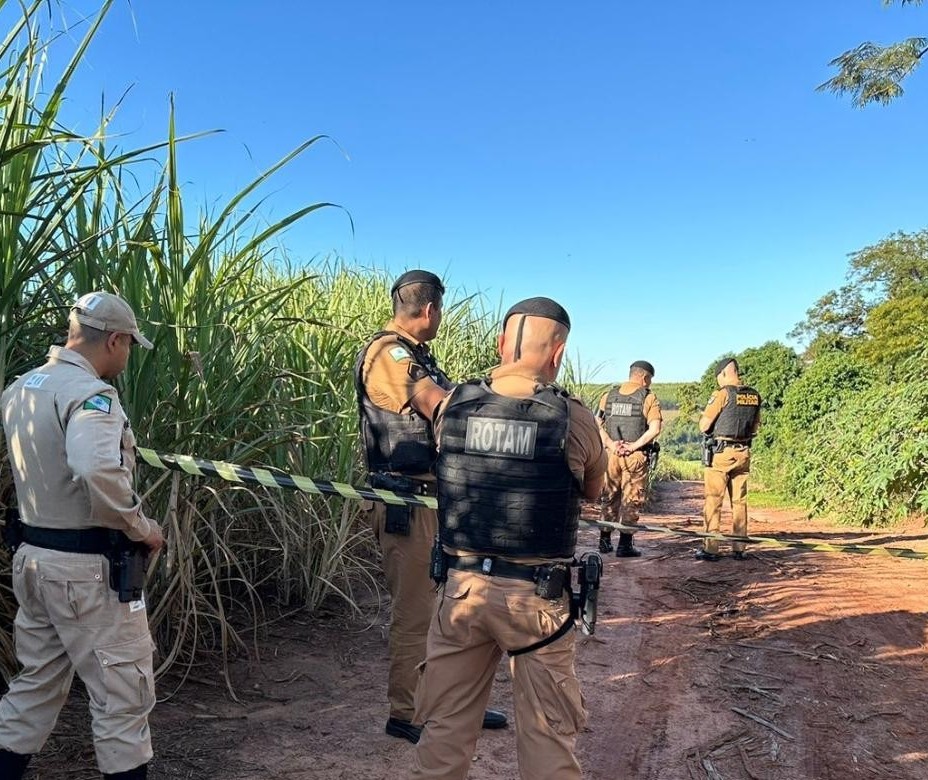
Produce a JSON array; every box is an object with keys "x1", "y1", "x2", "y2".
[{"x1": 20, "y1": 480, "x2": 928, "y2": 779}]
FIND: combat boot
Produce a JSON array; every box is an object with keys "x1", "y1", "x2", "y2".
[
  {"x1": 0, "y1": 749, "x2": 33, "y2": 780},
  {"x1": 598, "y1": 531, "x2": 614, "y2": 553},
  {"x1": 104, "y1": 763, "x2": 148, "y2": 779},
  {"x1": 616, "y1": 532, "x2": 641, "y2": 558}
]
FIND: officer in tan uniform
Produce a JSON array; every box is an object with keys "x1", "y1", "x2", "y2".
[
  {"x1": 409, "y1": 297, "x2": 607, "y2": 780},
  {"x1": 696, "y1": 357, "x2": 761, "y2": 561},
  {"x1": 355, "y1": 270, "x2": 506, "y2": 743},
  {"x1": 0, "y1": 292, "x2": 163, "y2": 780},
  {"x1": 596, "y1": 360, "x2": 662, "y2": 557}
]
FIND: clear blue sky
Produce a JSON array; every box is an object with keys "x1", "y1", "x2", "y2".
[{"x1": 47, "y1": 1, "x2": 928, "y2": 380}]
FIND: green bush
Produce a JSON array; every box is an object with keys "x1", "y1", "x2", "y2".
[{"x1": 784, "y1": 376, "x2": 928, "y2": 525}]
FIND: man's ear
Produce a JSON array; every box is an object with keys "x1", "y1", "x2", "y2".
[
  {"x1": 552, "y1": 341, "x2": 566, "y2": 372},
  {"x1": 497, "y1": 332, "x2": 505, "y2": 358},
  {"x1": 105, "y1": 332, "x2": 123, "y2": 352}
]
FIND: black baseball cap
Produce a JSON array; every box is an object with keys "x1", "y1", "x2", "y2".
[{"x1": 715, "y1": 357, "x2": 737, "y2": 376}]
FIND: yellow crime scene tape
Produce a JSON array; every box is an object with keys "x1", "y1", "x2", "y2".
[{"x1": 136, "y1": 448, "x2": 928, "y2": 562}]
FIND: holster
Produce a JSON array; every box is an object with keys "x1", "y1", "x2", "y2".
[
  {"x1": 576, "y1": 552, "x2": 603, "y2": 636},
  {"x1": 106, "y1": 539, "x2": 149, "y2": 603},
  {"x1": 2, "y1": 506, "x2": 23, "y2": 554},
  {"x1": 702, "y1": 437, "x2": 717, "y2": 467},
  {"x1": 369, "y1": 473, "x2": 417, "y2": 535},
  {"x1": 430, "y1": 536, "x2": 448, "y2": 584},
  {"x1": 646, "y1": 441, "x2": 661, "y2": 471}
]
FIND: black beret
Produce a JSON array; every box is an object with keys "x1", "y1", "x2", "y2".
[
  {"x1": 630, "y1": 360, "x2": 655, "y2": 377},
  {"x1": 715, "y1": 357, "x2": 737, "y2": 376},
  {"x1": 390, "y1": 270, "x2": 445, "y2": 297},
  {"x1": 502, "y1": 297, "x2": 571, "y2": 330}
]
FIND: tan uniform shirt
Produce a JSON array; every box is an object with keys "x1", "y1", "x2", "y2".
[
  {"x1": 597, "y1": 382, "x2": 662, "y2": 442},
  {"x1": 700, "y1": 383, "x2": 762, "y2": 439},
  {"x1": 437, "y1": 364, "x2": 607, "y2": 564},
  {"x1": 360, "y1": 320, "x2": 451, "y2": 481},
  {"x1": 360, "y1": 320, "x2": 445, "y2": 414},
  {"x1": 1, "y1": 346, "x2": 153, "y2": 540}
]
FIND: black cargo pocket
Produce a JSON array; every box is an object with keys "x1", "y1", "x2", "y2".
[{"x1": 95, "y1": 635, "x2": 156, "y2": 714}]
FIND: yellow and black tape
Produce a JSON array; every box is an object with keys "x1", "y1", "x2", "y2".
[
  {"x1": 135, "y1": 448, "x2": 435, "y2": 509},
  {"x1": 136, "y1": 448, "x2": 928, "y2": 561}
]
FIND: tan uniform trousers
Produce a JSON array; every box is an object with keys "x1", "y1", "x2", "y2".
[
  {"x1": 703, "y1": 447, "x2": 751, "y2": 554},
  {"x1": 602, "y1": 450, "x2": 649, "y2": 531},
  {"x1": 0, "y1": 544, "x2": 155, "y2": 774},
  {"x1": 370, "y1": 502, "x2": 438, "y2": 722},
  {"x1": 410, "y1": 569, "x2": 585, "y2": 780}
]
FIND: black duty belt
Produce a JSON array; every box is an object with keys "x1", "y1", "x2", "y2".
[
  {"x1": 447, "y1": 555, "x2": 559, "y2": 583},
  {"x1": 22, "y1": 525, "x2": 118, "y2": 555},
  {"x1": 718, "y1": 440, "x2": 751, "y2": 450},
  {"x1": 368, "y1": 473, "x2": 436, "y2": 497}
]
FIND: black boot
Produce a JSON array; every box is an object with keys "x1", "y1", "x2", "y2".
[
  {"x1": 0, "y1": 749, "x2": 33, "y2": 780},
  {"x1": 616, "y1": 532, "x2": 642, "y2": 558},
  {"x1": 104, "y1": 763, "x2": 148, "y2": 779},
  {"x1": 598, "y1": 531, "x2": 614, "y2": 553}
]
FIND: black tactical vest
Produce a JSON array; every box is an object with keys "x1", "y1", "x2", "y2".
[
  {"x1": 355, "y1": 331, "x2": 452, "y2": 475},
  {"x1": 603, "y1": 385, "x2": 649, "y2": 442},
  {"x1": 711, "y1": 385, "x2": 761, "y2": 442},
  {"x1": 436, "y1": 380, "x2": 580, "y2": 559}
]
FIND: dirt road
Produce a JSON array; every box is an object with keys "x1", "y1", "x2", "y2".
[{"x1": 26, "y1": 481, "x2": 928, "y2": 779}]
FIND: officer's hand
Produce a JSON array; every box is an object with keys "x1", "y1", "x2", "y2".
[{"x1": 142, "y1": 523, "x2": 165, "y2": 553}]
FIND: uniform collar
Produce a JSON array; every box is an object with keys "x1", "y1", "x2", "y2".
[{"x1": 47, "y1": 345, "x2": 101, "y2": 379}]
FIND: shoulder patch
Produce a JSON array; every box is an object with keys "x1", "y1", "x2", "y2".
[
  {"x1": 408, "y1": 362, "x2": 428, "y2": 382},
  {"x1": 23, "y1": 373, "x2": 50, "y2": 389},
  {"x1": 389, "y1": 346, "x2": 411, "y2": 362},
  {"x1": 82, "y1": 394, "x2": 112, "y2": 414}
]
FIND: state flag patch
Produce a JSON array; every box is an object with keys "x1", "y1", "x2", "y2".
[{"x1": 82, "y1": 394, "x2": 112, "y2": 414}]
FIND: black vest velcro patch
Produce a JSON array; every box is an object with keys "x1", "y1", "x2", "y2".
[
  {"x1": 464, "y1": 417, "x2": 537, "y2": 459},
  {"x1": 610, "y1": 401, "x2": 633, "y2": 417},
  {"x1": 735, "y1": 392, "x2": 760, "y2": 406}
]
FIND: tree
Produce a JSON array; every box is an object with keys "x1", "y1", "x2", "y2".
[
  {"x1": 856, "y1": 292, "x2": 928, "y2": 369},
  {"x1": 819, "y1": 1, "x2": 926, "y2": 107},
  {"x1": 791, "y1": 229, "x2": 928, "y2": 360}
]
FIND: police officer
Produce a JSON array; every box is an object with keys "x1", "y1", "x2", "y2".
[
  {"x1": 355, "y1": 270, "x2": 506, "y2": 743},
  {"x1": 0, "y1": 292, "x2": 163, "y2": 780},
  {"x1": 596, "y1": 360, "x2": 662, "y2": 557},
  {"x1": 409, "y1": 297, "x2": 607, "y2": 780},
  {"x1": 696, "y1": 357, "x2": 762, "y2": 561}
]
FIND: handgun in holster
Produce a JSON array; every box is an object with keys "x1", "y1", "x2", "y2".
[
  {"x1": 2, "y1": 505, "x2": 23, "y2": 554},
  {"x1": 647, "y1": 441, "x2": 661, "y2": 471},
  {"x1": 702, "y1": 436, "x2": 717, "y2": 467},
  {"x1": 107, "y1": 536, "x2": 149, "y2": 603},
  {"x1": 430, "y1": 535, "x2": 448, "y2": 585},
  {"x1": 576, "y1": 552, "x2": 603, "y2": 636},
  {"x1": 369, "y1": 472, "x2": 416, "y2": 535}
]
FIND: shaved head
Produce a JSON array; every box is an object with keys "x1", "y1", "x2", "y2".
[{"x1": 498, "y1": 314, "x2": 569, "y2": 380}]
